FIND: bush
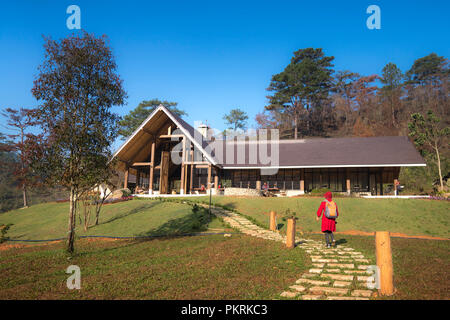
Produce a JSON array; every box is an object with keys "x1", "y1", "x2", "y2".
[
  {"x1": 0, "y1": 223, "x2": 13, "y2": 243},
  {"x1": 310, "y1": 188, "x2": 331, "y2": 195}
]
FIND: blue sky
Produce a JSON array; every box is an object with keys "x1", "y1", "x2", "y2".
[{"x1": 0, "y1": 0, "x2": 449, "y2": 150}]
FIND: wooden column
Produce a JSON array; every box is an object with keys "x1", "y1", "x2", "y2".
[
  {"x1": 149, "y1": 140, "x2": 155, "y2": 194},
  {"x1": 214, "y1": 174, "x2": 219, "y2": 190},
  {"x1": 375, "y1": 231, "x2": 394, "y2": 296},
  {"x1": 124, "y1": 166, "x2": 129, "y2": 189},
  {"x1": 346, "y1": 169, "x2": 351, "y2": 195},
  {"x1": 180, "y1": 137, "x2": 186, "y2": 195},
  {"x1": 256, "y1": 180, "x2": 261, "y2": 190},
  {"x1": 300, "y1": 169, "x2": 305, "y2": 193},
  {"x1": 207, "y1": 164, "x2": 212, "y2": 190},
  {"x1": 286, "y1": 218, "x2": 296, "y2": 248},
  {"x1": 189, "y1": 149, "x2": 194, "y2": 193}
]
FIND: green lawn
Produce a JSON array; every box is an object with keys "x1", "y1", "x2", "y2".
[
  {"x1": 0, "y1": 235, "x2": 310, "y2": 299},
  {"x1": 0, "y1": 199, "x2": 224, "y2": 241},
  {"x1": 1, "y1": 197, "x2": 448, "y2": 300},
  {"x1": 181, "y1": 196, "x2": 450, "y2": 238}
]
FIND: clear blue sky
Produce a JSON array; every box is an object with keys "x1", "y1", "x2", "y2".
[{"x1": 0, "y1": 0, "x2": 449, "y2": 150}]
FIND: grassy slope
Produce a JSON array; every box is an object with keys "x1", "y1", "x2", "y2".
[
  {"x1": 182, "y1": 196, "x2": 450, "y2": 238},
  {"x1": 0, "y1": 235, "x2": 310, "y2": 299},
  {"x1": 0, "y1": 200, "x2": 223, "y2": 240}
]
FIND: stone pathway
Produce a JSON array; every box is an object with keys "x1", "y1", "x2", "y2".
[{"x1": 209, "y1": 206, "x2": 377, "y2": 300}]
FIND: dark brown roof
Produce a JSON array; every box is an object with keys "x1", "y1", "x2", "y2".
[
  {"x1": 113, "y1": 105, "x2": 426, "y2": 169},
  {"x1": 210, "y1": 136, "x2": 426, "y2": 168}
]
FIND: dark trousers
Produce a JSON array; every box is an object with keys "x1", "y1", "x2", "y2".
[{"x1": 324, "y1": 231, "x2": 334, "y2": 245}]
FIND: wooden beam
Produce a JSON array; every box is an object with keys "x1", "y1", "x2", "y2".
[
  {"x1": 159, "y1": 134, "x2": 184, "y2": 139},
  {"x1": 132, "y1": 162, "x2": 152, "y2": 166}
]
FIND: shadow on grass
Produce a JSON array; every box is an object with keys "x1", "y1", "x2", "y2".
[
  {"x1": 335, "y1": 238, "x2": 347, "y2": 245},
  {"x1": 137, "y1": 206, "x2": 213, "y2": 238},
  {"x1": 96, "y1": 202, "x2": 159, "y2": 226}
]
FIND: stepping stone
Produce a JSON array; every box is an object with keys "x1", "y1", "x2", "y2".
[
  {"x1": 300, "y1": 294, "x2": 323, "y2": 300},
  {"x1": 309, "y1": 286, "x2": 348, "y2": 296},
  {"x1": 326, "y1": 296, "x2": 369, "y2": 300},
  {"x1": 312, "y1": 259, "x2": 338, "y2": 263},
  {"x1": 355, "y1": 259, "x2": 370, "y2": 263},
  {"x1": 344, "y1": 270, "x2": 370, "y2": 275},
  {"x1": 301, "y1": 273, "x2": 317, "y2": 279},
  {"x1": 333, "y1": 281, "x2": 352, "y2": 287},
  {"x1": 349, "y1": 252, "x2": 362, "y2": 255},
  {"x1": 296, "y1": 279, "x2": 331, "y2": 286},
  {"x1": 280, "y1": 291, "x2": 298, "y2": 298},
  {"x1": 356, "y1": 276, "x2": 371, "y2": 281},
  {"x1": 308, "y1": 268, "x2": 322, "y2": 274},
  {"x1": 325, "y1": 268, "x2": 341, "y2": 273},
  {"x1": 312, "y1": 263, "x2": 325, "y2": 268},
  {"x1": 342, "y1": 248, "x2": 354, "y2": 251},
  {"x1": 320, "y1": 274, "x2": 354, "y2": 281},
  {"x1": 289, "y1": 285, "x2": 306, "y2": 292},
  {"x1": 327, "y1": 263, "x2": 355, "y2": 269},
  {"x1": 352, "y1": 290, "x2": 373, "y2": 297},
  {"x1": 358, "y1": 265, "x2": 370, "y2": 270}
]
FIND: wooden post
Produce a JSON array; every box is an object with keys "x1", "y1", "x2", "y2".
[
  {"x1": 124, "y1": 167, "x2": 129, "y2": 189},
  {"x1": 286, "y1": 217, "x2": 296, "y2": 248},
  {"x1": 189, "y1": 149, "x2": 194, "y2": 193},
  {"x1": 214, "y1": 174, "x2": 219, "y2": 189},
  {"x1": 269, "y1": 211, "x2": 276, "y2": 231},
  {"x1": 394, "y1": 179, "x2": 398, "y2": 196},
  {"x1": 300, "y1": 169, "x2": 305, "y2": 193},
  {"x1": 375, "y1": 231, "x2": 394, "y2": 296},
  {"x1": 207, "y1": 164, "x2": 212, "y2": 190},
  {"x1": 149, "y1": 140, "x2": 155, "y2": 194},
  {"x1": 256, "y1": 180, "x2": 261, "y2": 190},
  {"x1": 180, "y1": 137, "x2": 185, "y2": 195}
]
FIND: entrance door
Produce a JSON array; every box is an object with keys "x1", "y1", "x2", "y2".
[{"x1": 160, "y1": 151, "x2": 170, "y2": 194}]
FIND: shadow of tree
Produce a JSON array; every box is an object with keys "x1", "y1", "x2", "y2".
[
  {"x1": 335, "y1": 239, "x2": 347, "y2": 245},
  {"x1": 96, "y1": 202, "x2": 159, "y2": 226},
  {"x1": 137, "y1": 207, "x2": 213, "y2": 238}
]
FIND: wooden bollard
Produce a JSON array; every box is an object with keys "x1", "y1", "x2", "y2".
[
  {"x1": 269, "y1": 211, "x2": 276, "y2": 231},
  {"x1": 286, "y1": 218, "x2": 296, "y2": 248},
  {"x1": 375, "y1": 231, "x2": 394, "y2": 296}
]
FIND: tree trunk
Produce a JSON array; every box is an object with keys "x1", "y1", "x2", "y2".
[
  {"x1": 294, "y1": 117, "x2": 298, "y2": 139},
  {"x1": 67, "y1": 187, "x2": 76, "y2": 253},
  {"x1": 22, "y1": 184, "x2": 28, "y2": 208},
  {"x1": 435, "y1": 145, "x2": 444, "y2": 191}
]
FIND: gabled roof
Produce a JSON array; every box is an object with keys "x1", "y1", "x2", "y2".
[{"x1": 112, "y1": 105, "x2": 217, "y2": 166}]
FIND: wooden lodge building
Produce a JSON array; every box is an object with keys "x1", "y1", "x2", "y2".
[{"x1": 112, "y1": 105, "x2": 426, "y2": 196}]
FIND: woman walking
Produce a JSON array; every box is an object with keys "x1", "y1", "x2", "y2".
[{"x1": 316, "y1": 191, "x2": 339, "y2": 248}]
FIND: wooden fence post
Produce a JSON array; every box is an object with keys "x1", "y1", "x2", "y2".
[
  {"x1": 269, "y1": 211, "x2": 276, "y2": 231},
  {"x1": 375, "y1": 231, "x2": 394, "y2": 296},
  {"x1": 286, "y1": 218, "x2": 296, "y2": 248}
]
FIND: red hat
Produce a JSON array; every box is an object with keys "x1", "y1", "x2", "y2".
[{"x1": 324, "y1": 191, "x2": 332, "y2": 200}]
